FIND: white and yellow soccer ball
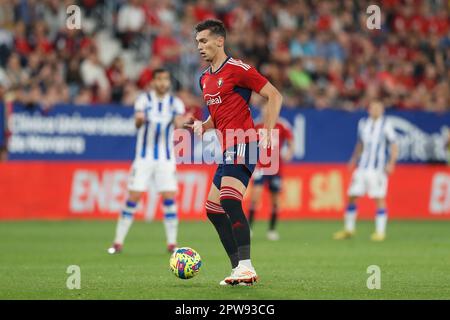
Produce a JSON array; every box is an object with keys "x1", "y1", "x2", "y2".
[{"x1": 169, "y1": 247, "x2": 202, "y2": 279}]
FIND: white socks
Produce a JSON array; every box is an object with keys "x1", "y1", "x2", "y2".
[
  {"x1": 344, "y1": 204, "x2": 388, "y2": 234},
  {"x1": 114, "y1": 199, "x2": 179, "y2": 246},
  {"x1": 114, "y1": 201, "x2": 137, "y2": 245},
  {"x1": 375, "y1": 209, "x2": 387, "y2": 234},
  {"x1": 163, "y1": 199, "x2": 178, "y2": 245},
  {"x1": 344, "y1": 204, "x2": 357, "y2": 232}
]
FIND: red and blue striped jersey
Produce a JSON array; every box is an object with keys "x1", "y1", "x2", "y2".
[{"x1": 199, "y1": 57, "x2": 268, "y2": 150}]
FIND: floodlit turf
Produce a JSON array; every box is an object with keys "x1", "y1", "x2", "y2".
[{"x1": 0, "y1": 220, "x2": 449, "y2": 299}]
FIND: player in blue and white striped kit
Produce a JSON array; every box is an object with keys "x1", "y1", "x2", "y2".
[
  {"x1": 334, "y1": 100, "x2": 398, "y2": 241},
  {"x1": 108, "y1": 68, "x2": 188, "y2": 254}
]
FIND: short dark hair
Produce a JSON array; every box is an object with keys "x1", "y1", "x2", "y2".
[
  {"x1": 194, "y1": 19, "x2": 226, "y2": 39},
  {"x1": 152, "y1": 68, "x2": 170, "y2": 77}
]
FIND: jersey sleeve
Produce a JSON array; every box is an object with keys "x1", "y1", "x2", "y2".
[
  {"x1": 384, "y1": 120, "x2": 397, "y2": 143},
  {"x1": 173, "y1": 97, "x2": 186, "y2": 115},
  {"x1": 234, "y1": 62, "x2": 268, "y2": 93},
  {"x1": 134, "y1": 94, "x2": 147, "y2": 113}
]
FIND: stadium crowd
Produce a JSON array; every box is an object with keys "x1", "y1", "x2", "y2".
[{"x1": 0, "y1": 0, "x2": 449, "y2": 113}]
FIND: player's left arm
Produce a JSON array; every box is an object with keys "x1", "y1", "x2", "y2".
[
  {"x1": 257, "y1": 82, "x2": 283, "y2": 148},
  {"x1": 385, "y1": 143, "x2": 398, "y2": 174},
  {"x1": 234, "y1": 63, "x2": 282, "y2": 148},
  {"x1": 385, "y1": 121, "x2": 398, "y2": 175}
]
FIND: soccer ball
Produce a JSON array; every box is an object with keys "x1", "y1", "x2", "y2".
[{"x1": 169, "y1": 247, "x2": 202, "y2": 279}]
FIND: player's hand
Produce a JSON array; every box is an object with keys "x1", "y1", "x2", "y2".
[
  {"x1": 192, "y1": 120, "x2": 203, "y2": 136},
  {"x1": 258, "y1": 128, "x2": 272, "y2": 149},
  {"x1": 183, "y1": 114, "x2": 197, "y2": 129},
  {"x1": 184, "y1": 116, "x2": 203, "y2": 136},
  {"x1": 135, "y1": 112, "x2": 147, "y2": 129},
  {"x1": 385, "y1": 163, "x2": 395, "y2": 175}
]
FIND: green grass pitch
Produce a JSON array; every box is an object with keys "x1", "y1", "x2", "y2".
[{"x1": 0, "y1": 220, "x2": 449, "y2": 299}]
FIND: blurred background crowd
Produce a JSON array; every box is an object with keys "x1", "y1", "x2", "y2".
[{"x1": 0, "y1": 0, "x2": 449, "y2": 115}]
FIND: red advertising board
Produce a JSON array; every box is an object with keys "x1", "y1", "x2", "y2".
[{"x1": 0, "y1": 162, "x2": 449, "y2": 220}]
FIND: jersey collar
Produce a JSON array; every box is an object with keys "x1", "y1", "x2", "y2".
[
  {"x1": 209, "y1": 56, "x2": 231, "y2": 75},
  {"x1": 150, "y1": 90, "x2": 169, "y2": 103}
]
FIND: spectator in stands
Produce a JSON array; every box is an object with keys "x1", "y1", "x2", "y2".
[
  {"x1": 80, "y1": 49, "x2": 110, "y2": 103},
  {"x1": 151, "y1": 23, "x2": 181, "y2": 66},
  {"x1": 121, "y1": 80, "x2": 139, "y2": 107},
  {"x1": 117, "y1": 0, "x2": 146, "y2": 49},
  {"x1": 30, "y1": 20, "x2": 53, "y2": 55},
  {"x1": 5, "y1": 53, "x2": 28, "y2": 88},
  {"x1": 106, "y1": 57, "x2": 128, "y2": 103},
  {"x1": 0, "y1": 0, "x2": 447, "y2": 112},
  {"x1": 137, "y1": 55, "x2": 162, "y2": 90},
  {"x1": 13, "y1": 21, "x2": 31, "y2": 57},
  {"x1": 0, "y1": 26, "x2": 13, "y2": 67},
  {"x1": 74, "y1": 86, "x2": 94, "y2": 105}
]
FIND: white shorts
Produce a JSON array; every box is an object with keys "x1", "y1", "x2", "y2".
[
  {"x1": 347, "y1": 169, "x2": 388, "y2": 199},
  {"x1": 127, "y1": 159, "x2": 178, "y2": 193}
]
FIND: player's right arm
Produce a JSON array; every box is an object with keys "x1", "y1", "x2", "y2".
[
  {"x1": 135, "y1": 112, "x2": 145, "y2": 129},
  {"x1": 134, "y1": 94, "x2": 148, "y2": 129},
  {"x1": 185, "y1": 115, "x2": 214, "y2": 136},
  {"x1": 384, "y1": 120, "x2": 398, "y2": 175},
  {"x1": 186, "y1": 72, "x2": 215, "y2": 136},
  {"x1": 348, "y1": 119, "x2": 364, "y2": 170},
  {"x1": 348, "y1": 141, "x2": 363, "y2": 170},
  {"x1": 233, "y1": 62, "x2": 282, "y2": 148}
]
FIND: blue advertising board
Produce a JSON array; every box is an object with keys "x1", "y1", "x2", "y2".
[
  {"x1": 7, "y1": 104, "x2": 136, "y2": 160},
  {"x1": 2, "y1": 103, "x2": 449, "y2": 163}
]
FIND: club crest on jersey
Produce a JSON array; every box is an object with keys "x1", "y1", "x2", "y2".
[{"x1": 217, "y1": 78, "x2": 223, "y2": 88}]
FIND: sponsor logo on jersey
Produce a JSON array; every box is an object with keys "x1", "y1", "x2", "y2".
[{"x1": 204, "y1": 92, "x2": 222, "y2": 106}]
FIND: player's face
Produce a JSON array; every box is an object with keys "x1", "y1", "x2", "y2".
[
  {"x1": 152, "y1": 72, "x2": 171, "y2": 94},
  {"x1": 368, "y1": 101, "x2": 384, "y2": 119},
  {"x1": 195, "y1": 30, "x2": 223, "y2": 62}
]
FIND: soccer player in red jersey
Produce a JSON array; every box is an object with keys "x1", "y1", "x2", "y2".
[
  {"x1": 248, "y1": 109, "x2": 295, "y2": 241},
  {"x1": 186, "y1": 19, "x2": 282, "y2": 286}
]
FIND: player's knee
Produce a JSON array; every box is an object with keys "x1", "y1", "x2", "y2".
[
  {"x1": 127, "y1": 191, "x2": 142, "y2": 203},
  {"x1": 348, "y1": 196, "x2": 357, "y2": 205},
  {"x1": 205, "y1": 200, "x2": 226, "y2": 216},
  {"x1": 205, "y1": 201, "x2": 228, "y2": 228},
  {"x1": 161, "y1": 191, "x2": 176, "y2": 200},
  {"x1": 219, "y1": 187, "x2": 245, "y2": 218},
  {"x1": 162, "y1": 198, "x2": 177, "y2": 219},
  {"x1": 220, "y1": 199, "x2": 241, "y2": 216},
  {"x1": 376, "y1": 198, "x2": 386, "y2": 209},
  {"x1": 121, "y1": 200, "x2": 138, "y2": 218}
]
